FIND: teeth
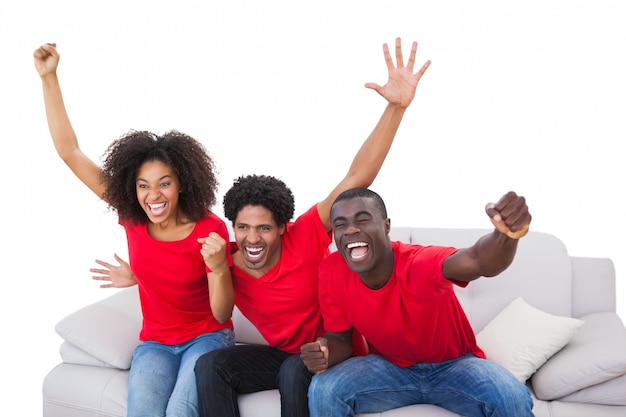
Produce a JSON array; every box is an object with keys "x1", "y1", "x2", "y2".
[
  {"x1": 148, "y1": 202, "x2": 166, "y2": 209},
  {"x1": 347, "y1": 242, "x2": 367, "y2": 249}
]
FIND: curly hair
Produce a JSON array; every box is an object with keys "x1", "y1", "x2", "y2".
[
  {"x1": 223, "y1": 174, "x2": 295, "y2": 226},
  {"x1": 101, "y1": 130, "x2": 219, "y2": 224}
]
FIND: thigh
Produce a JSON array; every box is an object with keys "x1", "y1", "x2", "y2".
[
  {"x1": 196, "y1": 344, "x2": 291, "y2": 394},
  {"x1": 167, "y1": 329, "x2": 236, "y2": 415},
  {"x1": 128, "y1": 342, "x2": 179, "y2": 417},
  {"x1": 310, "y1": 355, "x2": 422, "y2": 415},
  {"x1": 179, "y1": 329, "x2": 236, "y2": 381},
  {"x1": 427, "y1": 355, "x2": 534, "y2": 417}
]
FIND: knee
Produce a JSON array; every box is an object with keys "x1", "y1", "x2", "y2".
[
  {"x1": 488, "y1": 378, "x2": 534, "y2": 415},
  {"x1": 278, "y1": 355, "x2": 312, "y2": 388},
  {"x1": 194, "y1": 349, "x2": 224, "y2": 381}
]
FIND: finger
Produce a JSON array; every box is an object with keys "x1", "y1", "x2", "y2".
[
  {"x1": 113, "y1": 253, "x2": 128, "y2": 266},
  {"x1": 484, "y1": 203, "x2": 501, "y2": 222},
  {"x1": 92, "y1": 276, "x2": 112, "y2": 281},
  {"x1": 90, "y1": 268, "x2": 111, "y2": 275},
  {"x1": 406, "y1": 41, "x2": 417, "y2": 72},
  {"x1": 364, "y1": 82, "x2": 384, "y2": 97},
  {"x1": 94, "y1": 259, "x2": 114, "y2": 269},
  {"x1": 414, "y1": 60, "x2": 431, "y2": 81},
  {"x1": 382, "y1": 42, "x2": 394, "y2": 71},
  {"x1": 394, "y1": 37, "x2": 404, "y2": 68}
]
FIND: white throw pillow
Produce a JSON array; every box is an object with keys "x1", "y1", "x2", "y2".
[{"x1": 476, "y1": 297, "x2": 584, "y2": 383}]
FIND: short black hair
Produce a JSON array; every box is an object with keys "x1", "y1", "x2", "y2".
[
  {"x1": 332, "y1": 188, "x2": 388, "y2": 218},
  {"x1": 223, "y1": 174, "x2": 295, "y2": 226}
]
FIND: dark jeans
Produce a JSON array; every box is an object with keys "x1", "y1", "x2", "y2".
[{"x1": 194, "y1": 344, "x2": 313, "y2": 417}]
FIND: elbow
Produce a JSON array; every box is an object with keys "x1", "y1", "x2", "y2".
[{"x1": 213, "y1": 307, "x2": 234, "y2": 324}]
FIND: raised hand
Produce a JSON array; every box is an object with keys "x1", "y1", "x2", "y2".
[
  {"x1": 91, "y1": 254, "x2": 137, "y2": 288},
  {"x1": 197, "y1": 232, "x2": 229, "y2": 273},
  {"x1": 33, "y1": 43, "x2": 59, "y2": 78},
  {"x1": 485, "y1": 191, "x2": 532, "y2": 240},
  {"x1": 365, "y1": 37, "x2": 431, "y2": 108}
]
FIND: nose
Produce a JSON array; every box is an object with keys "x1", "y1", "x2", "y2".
[
  {"x1": 344, "y1": 224, "x2": 360, "y2": 235},
  {"x1": 246, "y1": 228, "x2": 261, "y2": 244},
  {"x1": 147, "y1": 188, "x2": 161, "y2": 200}
]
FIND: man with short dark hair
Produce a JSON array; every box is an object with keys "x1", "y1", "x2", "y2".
[{"x1": 301, "y1": 188, "x2": 535, "y2": 417}]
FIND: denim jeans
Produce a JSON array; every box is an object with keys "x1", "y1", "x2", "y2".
[
  {"x1": 127, "y1": 328, "x2": 235, "y2": 417},
  {"x1": 308, "y1": 353, "x2": 535, "y2": 417},
  {"x1": 195, "y1": 344, "x2": 313, "y2": 417}
]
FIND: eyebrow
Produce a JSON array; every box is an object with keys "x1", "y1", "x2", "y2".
[{"x1": 136, "y1": 174, "x2": 173, "y2": 182}]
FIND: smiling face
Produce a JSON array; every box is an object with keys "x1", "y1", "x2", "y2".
[
  {"x1": 233, "y1": 204, "x2": 285, "y2": 275},
  {"x1": 331, "y1": 196, "x2": 392, "y2": 279},
  {"x1": 135, "y1": 160, "x2": 181, "y2": 224}
]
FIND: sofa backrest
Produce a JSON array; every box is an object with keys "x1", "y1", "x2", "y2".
[
  {"x1": 234, "y1": 227, "x2": 576, "y2": 343},
  {"x1": 387, "y1": 228, "x2": 574, "y2": 332}
]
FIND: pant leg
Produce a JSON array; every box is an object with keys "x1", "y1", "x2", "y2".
[
  {"x1": 425, "y1": 354, "x2": 535, "y2": 417},
  {"x1": 277, "y1": 353, "x2": 313, "y2": 417},
  {"x1": 127, "y1": 342, "x2": 179, "y2": 417},
  {"x1": 195, "y1": 344, "x2": 291, "y2": 417},
  {"x1": 309, "y1": 354, "x2": 423, "y2": 417},
  {"x1": 166, "y1": 329, "x2": 235, "y2": 417}
]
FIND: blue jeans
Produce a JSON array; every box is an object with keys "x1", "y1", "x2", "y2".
[
  {"x1": 195, "y1": 344, "x2": 312, "y2": 417},
  {"x1": 308, "y1": 354, "x2": 535, "y2": 417},
  {"x1": 127, "y1": 329, "x2": 235, "y2": 417}
]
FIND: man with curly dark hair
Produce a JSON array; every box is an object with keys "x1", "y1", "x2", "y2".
[
  {"x1": 194, "y1": 37, "x2": 431, "y2": 417},
  {"x1": 34, "y1": 43, "x2": 235, "y2": 417}
]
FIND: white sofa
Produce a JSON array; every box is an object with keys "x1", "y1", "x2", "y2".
[{"x1": 42, "y1": 228, "x2": 626, "y2": 417}]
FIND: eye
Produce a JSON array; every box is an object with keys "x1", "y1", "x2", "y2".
[
  {"x1": 160, "y1": 181, "x2": 171, "y2": 188},
  {"x1": 236, "y1": 224, "x2": 248, "y2": 231},
  {"x1": 137, "y1": 183, "x2": 148, "y2": 189},
  {"x1": 259, "y1": 225, "x2": 271, "y2": 232}
]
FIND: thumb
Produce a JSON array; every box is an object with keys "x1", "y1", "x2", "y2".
[
  {"x1": 485, "y1": 202, "x2": 508, "y2": 235},
  {"x1": 364, "y1": 82, "x2": 383, "y2": 94}
]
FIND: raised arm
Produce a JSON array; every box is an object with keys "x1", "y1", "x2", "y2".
[
  {"x1": 443, "y1": 191, "x2": 532, "y2": 282},
  {"x1": 34, "y1": 43, "x2": 106, "y2": 199},
  {"x1": 199, "y1": 232, "x2": 235, "y2": 323},
  {"x1": 317, "y1": 38, "x2": 431, "y2": 230}
]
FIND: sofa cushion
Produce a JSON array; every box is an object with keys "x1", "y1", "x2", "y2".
[
  {"x1": 55, "y1": 287, "x2": 142, "y2": 370},
  {"x1": 59, "y1": 341, "x2": 114, "y2": 368},
  {"x1": 531, "y1": 312, "x2": 626, "y2": 401},
  {"x1": 559, "y1": 373, "x2": 626, "y2": 406},
  {"x1": 476, "y1": 297, "x2": 584, "y2": 383}
]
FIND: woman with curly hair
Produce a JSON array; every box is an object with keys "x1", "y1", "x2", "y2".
[{"x1": 34, "y1": 43, "x2": 235, "y2": 417}]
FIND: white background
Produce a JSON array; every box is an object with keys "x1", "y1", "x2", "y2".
[{"x1": 1, "y1": 1, "x2": 624, "y2": 414}]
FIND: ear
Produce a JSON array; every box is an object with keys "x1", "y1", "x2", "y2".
[
  {"x1": 279, "y1": 224, "x2": 286, "y2": 236},
  {"x1": 384, "y1": 218, "x2": 391, "y2": 234}
]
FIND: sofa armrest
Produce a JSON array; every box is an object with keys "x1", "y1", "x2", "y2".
[
  {"x1": 571, "y1": 256, "x2": 616, "y2": 317},
  {"x1": 531, "y1": 312, "x2": 626, "y2": 400},
  {"x1": 59, "y1": 341, "x2": 116, "y2": 368},
  {"x1": 55, "y1": 287, "x2": 142, "y2": 370}
]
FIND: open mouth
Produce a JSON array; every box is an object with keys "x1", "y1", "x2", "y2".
[
  {"x1": 147, "y1": 202, "x2": 167, "y2": 216},
  {"x1": 244, "y1": 246, "x2": 265, "y2": 261},
  {"x1": 346, "y1": 241, "x2": 369, "y2": 260}
]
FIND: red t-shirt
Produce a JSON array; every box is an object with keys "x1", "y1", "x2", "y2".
[
  {"x1": 231, "y1": 205, "x2": 331, "y2": 354},
  {"x1": 124, "y1": 211, "x2": 233, "y2": 344},
  {"x1": 319, "y1": 241, "x2": 485, "y2": 367}
]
